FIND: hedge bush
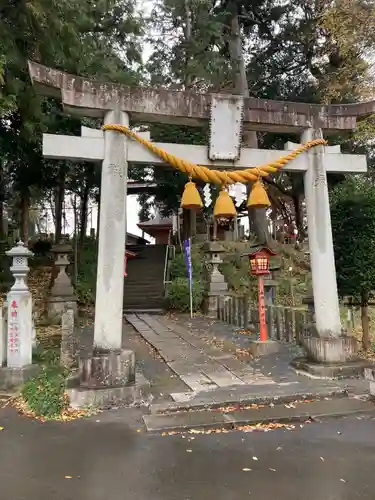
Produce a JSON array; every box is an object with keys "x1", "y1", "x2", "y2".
[
  {"x1": 169, "y1": 251, "x2": 204, "y2": 280},
  {"x1": 167, "y1": 277, "x2": 204, "y2": 312}
]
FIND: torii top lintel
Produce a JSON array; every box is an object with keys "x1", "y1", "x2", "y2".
[{"x1": 28, "y1": 61, "x2": 375, "y2": 135}]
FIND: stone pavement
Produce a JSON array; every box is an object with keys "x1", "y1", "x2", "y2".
[
  {"x1": 125, "y1": 313, "x2": 369, "y2": 408},
  {"x1": 125, "y1": 313, "x2": 277, "y2": 400}
]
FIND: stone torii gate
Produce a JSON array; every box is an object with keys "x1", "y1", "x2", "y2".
[{"x1": 28, "y1": 61, "x2": 370, "y2": 365}]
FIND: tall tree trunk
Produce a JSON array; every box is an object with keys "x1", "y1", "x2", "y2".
[
  {"x1": 361, "y1": 291, "x2": 370, "y2": 351},
  {"x1": 0, "y1": 160, "x2": 5, "y2": 241},
  {"x1": 20, "y1": 189, "x2": 30, "y2": 244},
  {"x1": 229, "y1": 9, "x2": 270, "y2": 245},
  {"x1": 55, "y1": 169, "x2": 65, "y2": 244},
  {"x1": 77, "y1": 180, "x2": 90, "y2": 267},
  {"x1": 183, "y1": 0, "x2": 192, "y2": 89},
  {"x1": 0, "y1": 160, "x2": 11, "y2": 292},
  {"x1": 79, "y1": 181, "x2": 90, "y2": 248}
]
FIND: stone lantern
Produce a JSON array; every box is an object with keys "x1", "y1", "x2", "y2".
[
  {"x1": 5, "y1": 241, "x2": 34, "y2": 370},
  {"x1": 48, "y1": 241, "x2": 77, "y2": 320},
  {"x1": 203, "y1": 241, "x2": 228, "y2": 317}
]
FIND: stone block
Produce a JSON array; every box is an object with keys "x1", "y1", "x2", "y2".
[
  {"x1": 204, "y1": 292, "x2": 225, "y2": 318},
  {"x1": 79, "y1": 349, "x2": 135, "y2": 388},
  {"x1": 48, "y1": 297, "x2": 77, "y2": 323},
  {"x1": 364, "y1": 367, "x2": 375, "y2": 398},
  {"x1": 0, "y1": 364, "x2": 39, "y2": 391},
  {"x1": 291, "y1": 357, "x2": 372, "y2": 379},
  {"x1": 302, "y1": 335, "x2": 358, "y2": 363},
  {"x1": 248, "y1": 339, "x2": 281, "y2": 357},
  {"x1": 67, "y1": 372, "x2": 152, "y2": 410}
]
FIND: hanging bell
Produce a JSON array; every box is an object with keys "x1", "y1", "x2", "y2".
[
  {"x1": 213, "y1": 189, "x2": 237, "y2": 218},
  {"x1": 180, "y1": 181, "x2": 203, "y2": 210},
  {"x1": 247, "y1": 180, "x2": 271, "y2": 209}
]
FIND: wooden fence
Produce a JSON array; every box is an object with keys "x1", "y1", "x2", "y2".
[{"x1": 217, "y1": 295, "x2": 311, "y2": 344}]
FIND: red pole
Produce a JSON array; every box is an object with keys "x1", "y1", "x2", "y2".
[{"x1": 258, "y1": 276, "x2": 268, "y2": 341}]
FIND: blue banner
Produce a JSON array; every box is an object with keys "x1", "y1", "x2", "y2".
[
  {"x1": 183, "y1": 238, "x2": 192, "y2": 285},
  {"x1": 184, "y1": 238, "x2": 193, "y2": 317}
]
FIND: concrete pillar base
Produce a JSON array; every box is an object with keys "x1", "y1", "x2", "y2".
[
  {"x1": 79, "y1": 349, "x2": 135, "y2": 388},
  {"x1": 249, "y1": 340, "x2": 281, "y2": 357},
  {"x1": 66, "y1": 349, "x2": 152, "y2": 409},
  {"x1": 302, "y1": 335, "x2": 358, "y2": 364},
  {"x1": 66, "y1": 372, "x2": 152, "y2": 410},
  {"x1": 291, "y1": 357, "x2": 372, "y2": 380}
]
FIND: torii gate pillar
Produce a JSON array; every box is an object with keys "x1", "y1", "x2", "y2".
[{"x1": 94, "y1": 110, "x2": 128, "y2": 350}]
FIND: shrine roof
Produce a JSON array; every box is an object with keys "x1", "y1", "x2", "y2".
[
  {"x1": 137, "y1": 217, "x2": 173, "y2": 229},
  {"x1": 28, "y1": 61, "x2": 375, "y2": 134}
]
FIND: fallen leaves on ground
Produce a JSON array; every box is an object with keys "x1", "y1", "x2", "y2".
[
  {"x1": 28, "y1": 267, "x2": 53, "y2": 320},
  {"x1": 237, "y1": 330, "x2": 252, "y2": 335},
  {"x1": 0, "y1": 426, "x2": 4, "y2": 431},
  {"x1": 235, "y1": 348, "x2": 251, "y2": 359},
  {"x1": 13, "y1": 397, "x2": 95, "y2": 422},
  {"x1": 164, "y1": 422, "x2": 297, "y2": 436}
]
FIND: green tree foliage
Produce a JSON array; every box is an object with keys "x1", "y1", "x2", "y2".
[
  {"x1": 0, "y1": 0, "x2": 143, "y2": 241},
  {"x1": 331, "y1": 177, "x2": 375, "y2": 349},
  {"x1": 143, "y1": 0, "x2": 375, "y2": 233}
]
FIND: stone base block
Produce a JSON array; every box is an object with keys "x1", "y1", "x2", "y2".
[
  {"x1": 67, "y1": 373, "x2": 152, "y2": 410},
  {"x1": 249, "y1": 340, "x2": 281, "y2": 357},
  {"x1": 0, "y1": 364, "x2": 39, "y2": 391},
  {"x1": 364, "y1": 367, "x2": 375, "y2": 397},
  {"x1": 48, "y1": 296, "x2": 77, "y2": 323},
  {"x1": 79, "y1": 349, "x2": 135, "y2": 388},
  {"x1": 302, "y1": 335, "x2": 358, "y2": 363},
  {"x1": 204, "y1": 293, "x2": 226, "y2": 318},
  {"x1": 291, "y1": 356, "x2": 372, "y2": 379}
]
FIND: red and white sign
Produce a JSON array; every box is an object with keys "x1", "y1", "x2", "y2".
[{"x1": 8, "y1": 300, "x2": 20, "y2": 354}]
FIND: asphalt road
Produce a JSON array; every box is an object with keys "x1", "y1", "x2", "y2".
[{"x1": 0, "y1": 407, "x2": 375, "y2": 500}]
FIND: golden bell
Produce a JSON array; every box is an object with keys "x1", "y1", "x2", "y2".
[
  {"x1": 247, "y1": 180, "x2": 271, "y2": 209},
  {"x1": 213, "y1": 189, "x2": 237, "y2": 218},
  {"x1": 180, "y1": 181, "x2": 203, "y2": 210}
]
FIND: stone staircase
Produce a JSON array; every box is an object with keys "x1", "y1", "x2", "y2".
[{"x1": 123, "y1": 244, "x2": 167, "y2": 313}]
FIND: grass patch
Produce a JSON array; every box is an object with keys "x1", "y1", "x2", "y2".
[{"x1": 21, "y1": 365, "x2": 68, "y2": 418}]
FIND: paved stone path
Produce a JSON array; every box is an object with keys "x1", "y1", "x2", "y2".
[{"x1": 126, "y1": 314, "x2": 276, "y2": 400}]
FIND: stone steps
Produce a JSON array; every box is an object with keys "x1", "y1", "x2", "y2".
[
  {"x1": 148, "y1": 381, "x2": 348, "y2": 414},
  {"x1": 143, "y1": 396, "x2": 375, "y2": 432},
  {"x1": 123, "y1": 244, "x2": 166, "y2": 311}
]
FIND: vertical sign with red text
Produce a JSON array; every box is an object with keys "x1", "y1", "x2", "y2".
[
  {"x1": 8, "y1": 299, "x2": 20, "y2": 355},
  {"x1": 7, "y1": 299, "x2": 20, "y2": 365}
]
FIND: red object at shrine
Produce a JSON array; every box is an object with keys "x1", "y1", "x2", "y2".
[
  {"x1": 124, "y1": 249, "x2": 137, "y2": 277},
  {"x1": 247, "y1": 247, "x2": 276, "y2": 342}
]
